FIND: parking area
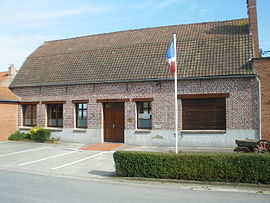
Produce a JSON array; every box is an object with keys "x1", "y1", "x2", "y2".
[
  {"x1": 0, "y1": 141, "x2": 116, "y2": 178},
  {"x1": 0, "y1": 141, "x2": 235, "y2": 179}
]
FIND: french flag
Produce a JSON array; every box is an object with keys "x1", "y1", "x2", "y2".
[{"x1": 166, "y1": 40, "x2": 176, "y2": 76}]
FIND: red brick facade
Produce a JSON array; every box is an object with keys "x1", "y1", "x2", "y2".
[
  {"x1": 0, "y1": 102, "x2": 18, "y2": 141},
  {"x1": 253, "y1": 58, "x2": 270, "y2": 140},
  {"x1": 12, "y1": 77, "x2": 259, "y2": 146}
]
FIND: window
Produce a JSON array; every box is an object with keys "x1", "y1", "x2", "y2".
[
  {"x1": 137, "y1": 101, "x2": 152, "y2": 129},
  {"x1": 47, "y1": 104, "x2": 63, "y2": 127},
  {"x1": 23, "y1": 104, "x2": 37, "y2": 126},
  {"x1": 182, "y1": 98, "x2": 226, "y2": 130},
  {"x1": 76, "y1": 103, "x2": 87, "y2": 128}
]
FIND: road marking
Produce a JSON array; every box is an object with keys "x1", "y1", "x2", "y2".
[
  {"x1": 52, "y1": 151, "x2": 107, "y2": 170},
  {"x1": 18, "y1": 151, "x2": 78, "y2": 166},
  {"x1": 0, "y1": 147, "x2": 47, "y2": 158},
  {"x1": 0, "y1": 141, "x2": 11, "y2": 144}
]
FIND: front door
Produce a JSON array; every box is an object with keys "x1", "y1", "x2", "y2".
[{"x1": 103, "y1": 102, "x2": 124, "y2": 143}]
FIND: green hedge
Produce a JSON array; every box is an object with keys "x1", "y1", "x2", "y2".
[
  {"x1": 29, "y1": 126, "x2": 51, "y2": 142},
  {"x1": 9, "y1": 131, "x2": 30, "y2": 141},
  {"x1": 113, "y1": 151, "x2": 270, "y2": 184}
]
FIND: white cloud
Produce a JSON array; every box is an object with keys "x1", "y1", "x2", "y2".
[{"x1": 0, "y1": 0, "x2": 111, "y2": 29}]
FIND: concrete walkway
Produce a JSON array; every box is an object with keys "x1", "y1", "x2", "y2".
[{"x1": 118, "y1": 145, "x2": 235, "y2": 153}]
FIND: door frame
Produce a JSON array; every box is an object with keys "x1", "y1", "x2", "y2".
[
  {"x1": 97, "y1": 99, "x2": 130, "y2": 143},
  {"x1": 102, "y1": 102, "x2": 125, "y2": 143}
]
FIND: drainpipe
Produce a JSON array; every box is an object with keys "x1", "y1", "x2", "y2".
[{"x1": 256, "y1": 76, "x2": 262, "y2": 140}]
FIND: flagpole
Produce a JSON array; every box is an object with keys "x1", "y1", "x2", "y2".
[{"x1": 173, "y1": 33, "x2": 179, "y2": 154}]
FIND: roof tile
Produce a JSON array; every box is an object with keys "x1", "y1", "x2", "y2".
[{"x1": 11, "y1": 18, "x2": 254, "y2": 87}]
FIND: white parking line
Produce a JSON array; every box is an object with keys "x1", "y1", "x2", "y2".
[
  {"x1": 52, "y1": 151, "x2": 107, "y2": 170},
  {"x1": 0, "y1": 141, "x2": 11, "y2": 144},
  {"x1": 0, "y1": 147, "x2": 47, "y2": 157},
  {"x1": 18, "y1": 150, "x2": 79, "y2": 166}
]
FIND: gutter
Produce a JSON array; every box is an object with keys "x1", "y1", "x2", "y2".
[
  {"x1": 0, "y1": 99, "x2": 20, "y2": 103},
  {"x1": 256, "y1": 76, "x2": 262, "y2": 140},
  {"x1": 9, "y1": 74, "x2": 257, "y2": 88}
]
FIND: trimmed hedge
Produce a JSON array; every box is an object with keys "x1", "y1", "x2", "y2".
[{"x1": 113, "y1": 151, "x2": 270, "y2": 184}]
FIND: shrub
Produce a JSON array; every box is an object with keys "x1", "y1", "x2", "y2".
[
  {"x1": 9, "y1": 131, "x2": 30, "y2": 141},
  {"x1": 113, "y1": 151, "x2": 270, "y2": 184},
  {"x1": 29, "y1": 126, "x2": 51, "y2": 142}
]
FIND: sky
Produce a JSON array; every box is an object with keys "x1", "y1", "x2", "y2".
[{"x1": 0, "y1": 0, "x2": 269, "y2": 72}]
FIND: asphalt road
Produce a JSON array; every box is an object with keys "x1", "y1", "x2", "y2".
[{"x1": 0, "y1": 169, "x2": 269, "y2": 203}]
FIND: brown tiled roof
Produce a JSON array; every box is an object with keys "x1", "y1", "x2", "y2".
[
  {"x1": 10, "y1": 18, "x2": 254, "y2": 88},
  {"x1": 0, "y1": 72, "x2": 8, "y2": 83},
  {"x1": 0, "y1": 87, "x2": 20, "y2": 101}
]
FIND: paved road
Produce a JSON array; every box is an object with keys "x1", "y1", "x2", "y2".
[{"x1": 0, "y1": 169, "x2": 269, "y2": 203}]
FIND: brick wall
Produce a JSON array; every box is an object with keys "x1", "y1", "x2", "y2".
[
  {"x1": 12, "y1": 77, "x2": 259, "y2": 131},
  {"x1": 0, "y1": 102, "x2": 18, "y2": 140},
  {"x1": 253, "y1": 58, "x2": 270, "y2": 140}
]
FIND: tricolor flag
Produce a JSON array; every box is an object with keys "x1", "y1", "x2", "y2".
[{"x1": 166, "y1": 40, "x2": 176, "y2": 76}]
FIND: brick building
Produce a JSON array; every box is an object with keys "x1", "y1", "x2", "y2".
[
  {"x1": 253, "y1": 57, "x2": 270, "y2": 141},
  {"x1": 10, "y1": 0, "x2": 267, "y2": 147},
  {"x1": 0, "y1": 65, "x2": 20, "y2": 140}
]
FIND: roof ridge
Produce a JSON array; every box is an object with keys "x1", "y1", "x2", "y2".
[{"x1": 44, "y1": 18, "x2": 248, "y2": 44}]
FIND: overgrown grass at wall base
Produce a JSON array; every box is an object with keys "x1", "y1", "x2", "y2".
[{"x1": 113, "y1": 151, "x2": 270, "y2": 184}]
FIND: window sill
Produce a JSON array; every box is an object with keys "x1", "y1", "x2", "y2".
[
  {"x1": 73, "y1": 128, "x2": 87, "y2": 132},
  {"x1": 19, "y1": 126, "x2": 32, "y2": 130},
  {"x1": 45, "y1": 127, "x2": 63, "y2": 131},
  {"x1": 135, "y1": 129, "x2": 151, "y2": 133},
  {"x1": 181, "y1": 130, "x2": 226, "y2": 134}
]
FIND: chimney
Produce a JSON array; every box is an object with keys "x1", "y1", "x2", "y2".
[
  {"x1": 247, "y1": 0, "x2": 260, "y2": 58},
  {"x1": 8, "y1": 64, "x2": 16, "y2": 76}
]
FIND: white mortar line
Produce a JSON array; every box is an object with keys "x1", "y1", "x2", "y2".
[
  {"x1": 18, "y1": 151, "x2": 78, "y2": 166},
  {"x1": 0, "y1": 147, "x2": 48, "y2": 157},
  {"x1": 52, "y1": 151, "x2": 107, "y2": 170}
]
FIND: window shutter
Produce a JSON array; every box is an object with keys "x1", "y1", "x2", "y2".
[{"x1": 182, "y1": 98, "x2": 226, "y2": 130}]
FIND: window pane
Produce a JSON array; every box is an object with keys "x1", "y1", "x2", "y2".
[
  {"x1": 78, "y1": 110, "x2": 82, "y2": 119},
  {"x1": 23, "y1": 105, "x2": 37, "y2": 126},
  {"x1": 32, "y1": 105, "x2": 37, "y2": 120},
  {"x1": 143, "y1": 102, "x2": 149, "y2": 108},
  {"x1": 50, "y1": 105, "x2": 56, "y2": 119},
  {"x1": 32, "y1": 119, "x2": 37, "y2": 125},
  {"x1": 49, "y1": 119, "x2": 56, "y2": 126},
  {"x1": 137, "y1": 102, "x2": 152, "y2": 129},
  {"x1": 138, "y1": 119, "x2": 152, "y2": 129},
  {"x1": 76, "y1": 103, "x2": 87, "y2": 128},
  {"x1": 83, "y1": 110, "x2": 87, "y2": 119},
  {"x1": 25, "y1": 119, "x2": 31, "y2": 125},
  {"x1": 58, "y1": 119, "x2": 63, "y2": 127},
  {"x1": 138, "y1": 103, "x2": 143, "y2": 113},
  {"x1": 78, "y1": 119, "x2": 87, "y2": 128},
  {"x1": 58, "y1": 105, "x2": 63, "y2": 119},
  {"x1": 48, "y1": 104, "x2": 63, "y2": 127}
]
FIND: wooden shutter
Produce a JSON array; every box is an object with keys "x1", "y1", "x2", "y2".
[{"x1": 182, "y1": 98, "x2": 226, "y2": 130}]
